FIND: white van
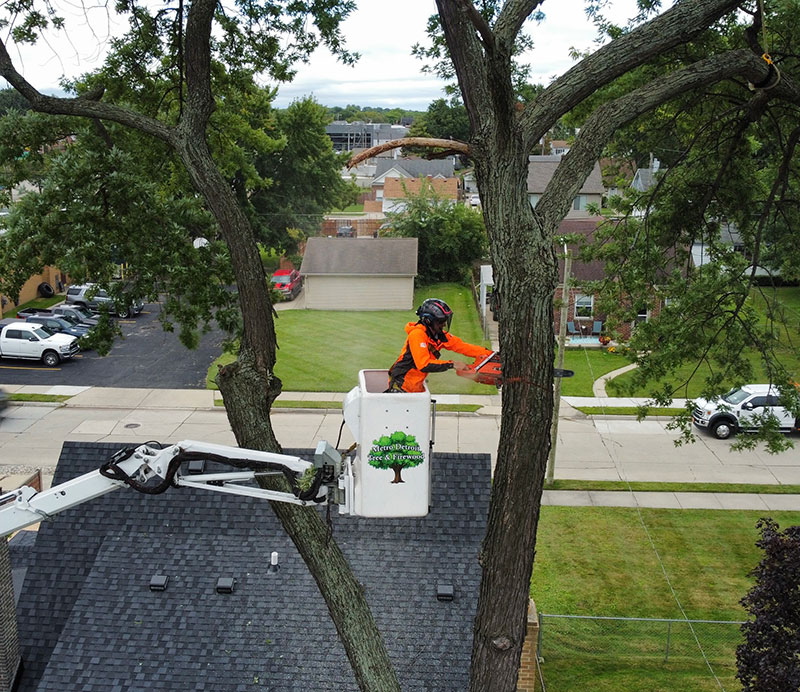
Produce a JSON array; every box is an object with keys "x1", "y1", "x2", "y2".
[{"x1": 692, "y1": 384, "x2": 799, "y2": 439}]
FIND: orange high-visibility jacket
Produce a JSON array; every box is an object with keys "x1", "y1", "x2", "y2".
[{"x1": 388, "y1": 322, "x2": 492, "y2": 393}]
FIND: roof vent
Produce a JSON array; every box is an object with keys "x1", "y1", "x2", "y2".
[
  {"x1": 436, "y1": 584, "x2": 454, "y2": 602},
  {"x1": 216, "y1": 577, "x2": 236, "y2": 594},
  {"x1": 149, "y1": 575, "x2": 169, "y2": 592}
]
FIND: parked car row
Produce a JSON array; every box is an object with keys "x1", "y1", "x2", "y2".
[
  {"x1": 65, "y1": 283, "x2": 144, "y2": 318},
  {"x1": 0, "y1": 283, "x2": 144, "y2": 368}
]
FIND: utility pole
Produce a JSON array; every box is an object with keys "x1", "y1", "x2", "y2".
[{"x1": 547, "y1": 244, "x2": 571, "y2": 486}]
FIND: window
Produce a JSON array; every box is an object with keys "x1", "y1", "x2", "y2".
[
  {"x1": 573, "y1": 195, "x2": 588, "y2": 211},
  {"x1": 634, "y1": 306, "x2": 648, "y2": 325},
  {"x1": 575, "y1": 294, "x2": 593, "y2": 319},
  {"x1": 747, "y1": 396, "x2": 768, "y2": 408},
  {"x1": 5, "y1": 329, "x2": 22, "y2": 339}
]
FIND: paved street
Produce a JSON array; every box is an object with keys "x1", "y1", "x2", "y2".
[{"x1": 1, "y1": 387, "x2": 799, "y2": 507}]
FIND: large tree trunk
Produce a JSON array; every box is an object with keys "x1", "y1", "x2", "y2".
[
  {"x1": 468, "y1": 121, "x2": 558, "y2": 689},
  {"x1": 175, "y1": 136, "x2": 402, "y2": 692}
]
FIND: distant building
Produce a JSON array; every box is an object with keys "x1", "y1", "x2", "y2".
[{"x1": 325, "y1": 121, "x2": 410, "y2": 155}]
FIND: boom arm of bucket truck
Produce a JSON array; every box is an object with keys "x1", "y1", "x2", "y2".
[{"x1": 0, "y1": 439, "x2": 350, "y2": 536}]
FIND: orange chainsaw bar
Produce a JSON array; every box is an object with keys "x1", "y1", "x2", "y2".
[{"x1": 456, "y1": 352, "x2": 574, "y2": 388}]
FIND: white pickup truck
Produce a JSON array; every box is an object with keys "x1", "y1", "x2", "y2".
[
  {"x1": 692, "y1": 384, "x2": 800, "y2": 439},
  {"x1": 0, "y1": 320, "x2": 80, "y2": 366}
]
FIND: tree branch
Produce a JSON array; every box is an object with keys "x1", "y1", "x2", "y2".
[
  {"x1": 495, "y1": 0, "x2": 543, "y2": 47},
  {"x1": 456, "y1": 0, "x2": 495, "y2": 50},
  {"x1": 181, "y1": 0, "x2": 216, "y2": 134},
  {"x1": 347, "y1": 137, "x2": 471, "y2": 167},
  {"x1": 520, "y1": 0, "x2": 744, "y2": 149},
  {"x1": 436, "y1": 0, "x2": 493, "y2": 133},
  {"x1": 0, "y1": 39, "x2": 174, "y2": 144},
  {"x1": 536, "y1": 49, "x2": 800, "y2": 225}
]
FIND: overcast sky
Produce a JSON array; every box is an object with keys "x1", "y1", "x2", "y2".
[{"x1": 4, "y1": 0, "x2": 640, "y2": 110}]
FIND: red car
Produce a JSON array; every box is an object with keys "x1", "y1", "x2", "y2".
[{"x1": 270, "y1": 269, "x2": 303, "y2": 300}]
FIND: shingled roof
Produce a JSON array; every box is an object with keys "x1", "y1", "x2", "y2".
[
  {"x1": 300, "y1": 237, "x2": 418, "y2": 276},
  {"x1": 11, "y1": 441, "x2": 489, "y2": 691},
  {"x1": 374, "y1": 158, "x2": 454, "y2": 180},
  {"x1": 527, "y1": 155, "x2": 605, "y2": 195}
]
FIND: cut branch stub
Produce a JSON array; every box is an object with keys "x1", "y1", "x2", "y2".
[{"x1": 347, "y1": 137, "x2": 471, "y2": 168}]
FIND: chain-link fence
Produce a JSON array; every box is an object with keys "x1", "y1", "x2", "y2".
[{"x1": 536, "y1": 614, "x2": 745, "y2": 691}]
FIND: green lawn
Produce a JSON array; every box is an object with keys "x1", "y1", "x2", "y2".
[
  {"x1": 532, "y1": 506, "x2": 800, "y2": 691},
  {"x1": 608, "y1": 286, "x2": 800, "y2": 398},
  {"x1": 208, "y1": 283, "x2": 630, "y2": 394}
]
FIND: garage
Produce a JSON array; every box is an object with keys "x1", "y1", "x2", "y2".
[{"x1": 299, "y1": 237, "x2": 418, "y2": 310}]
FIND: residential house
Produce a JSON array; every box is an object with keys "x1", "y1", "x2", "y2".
[
  {"x1": 299, "y1": 236, "x2": 417, "y2": 310},
  {"x1": 548, "y1": 140, "x2": 571, "y2": 156},
  {"x1": 371, "y1": 158, "x2": 455, "y2": 203},
  {"x1": 527, "y1": 155, "x2": 605, "y2": 217},
  {"x1": 8, "y1": 440, "x2": 490, "y2": 691},
  {"x1": 382, "y1": 176, "x2": 459, "y2": 214}
]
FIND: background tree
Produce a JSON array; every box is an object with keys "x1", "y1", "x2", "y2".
[
  {"x1": 0, "y1": 1, "x2": 405, "y2": 690},
  {"x1": 382, "y1": 182, "x2": 487, "y2": 284},
  {"x1": 249, "y1": 97, "x2": 359, "y2": 253},
  {"x1": 737, "y1": 518, "x2": 800, "y2": 691}
]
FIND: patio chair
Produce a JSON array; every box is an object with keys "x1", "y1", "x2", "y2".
[
  {"x1": 567, "y1": 321, "x2": 579, "y2": 335},
  {"x1": 591, "y1": 320, "x2": 603, "y2": 336}
]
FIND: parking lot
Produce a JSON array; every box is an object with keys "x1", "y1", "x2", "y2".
[{"x1": 0, "y1": 303, "x2": 225, "y2": 388}]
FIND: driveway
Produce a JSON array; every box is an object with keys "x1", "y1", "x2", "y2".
[{"x1": 0, "y1": 303, "x2": 225, "y2": 388}]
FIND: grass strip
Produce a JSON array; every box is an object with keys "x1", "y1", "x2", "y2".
[
  {"x1": 8, "y1": 393, "x2": 71, "y2": 403},
  {"x1": 544, "y1": 479, "x2": 800, "y2": 494},
  {"x1": 574, "y1": 406, "x2": 686, "y2": 416}
]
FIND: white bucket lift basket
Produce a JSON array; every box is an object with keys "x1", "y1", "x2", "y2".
[{"x1": 341, "y1": 369, "x2": 432, "y2": 517}]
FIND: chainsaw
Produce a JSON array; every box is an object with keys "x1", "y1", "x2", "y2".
[{"x1": 456, "y1": 351, "x2": 574, "y2": 388}]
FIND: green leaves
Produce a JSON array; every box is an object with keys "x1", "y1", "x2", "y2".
[{"x1": 383, "y1": 184, "x2": 487, "y2": 286}]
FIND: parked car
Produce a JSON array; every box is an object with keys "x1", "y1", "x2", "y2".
[
  {"x1": 336, "y1": 225, "x2": 355, "y2": 237},
  {"x1": 692, "y1": 384, "x2": 800, "y2": 439},
  {"x1": 270, "y1": 269, "x2": 303, "y2": 300},
  {"x1": 0, "y1": 321, "x2": 80, "y2": 366},
  {"x1": 25, "y1": 314, "x2": 89, "y2": 338},
  {"x1": 52, "y1": 304, "x2": 101, "y2": 327},
  {"x1": 469, "y1": 194, "x2": 481, "y2": 207},
  {"x1": 65, "y1": 283, "x2": 143, "y2": 318}
]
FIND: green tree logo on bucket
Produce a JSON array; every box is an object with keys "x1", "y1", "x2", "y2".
[{"x1": 368, "y1": 431, "x2": 424, "y2": 484}]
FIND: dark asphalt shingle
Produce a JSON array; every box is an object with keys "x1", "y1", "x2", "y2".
[{"x1": 12, "y1": 442, "x2": 489, "y2": 691}]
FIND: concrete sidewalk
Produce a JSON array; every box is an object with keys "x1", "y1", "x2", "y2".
[{"x1": 542, "y1": 489, "x2": 799, "y2": 511}]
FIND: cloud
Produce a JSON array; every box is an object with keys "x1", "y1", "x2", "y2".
[{"x1": 3, "y1": 0, "x2": 641, "y2": 111}]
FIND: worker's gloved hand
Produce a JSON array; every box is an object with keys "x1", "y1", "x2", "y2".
[{"x1": 452, "y1": 361, "x2": 470, "y2": 373}]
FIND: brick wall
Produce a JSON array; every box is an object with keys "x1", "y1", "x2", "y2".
[
  {"x1": 1, "y1": 266, "x2": 65, "y2": 315},
  {"x1": 517, "y1": 599, "x2": 540, "y2": 692},
  {"x1": 0, "y1": 538, "x2": 20, "y2": 692}
]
